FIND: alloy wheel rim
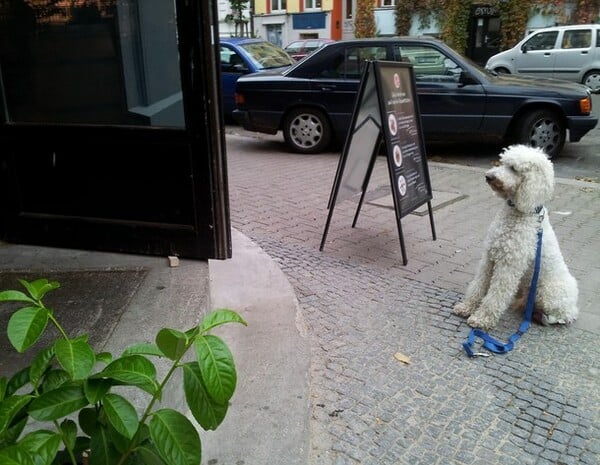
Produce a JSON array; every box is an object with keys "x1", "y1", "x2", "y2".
[
  {"x1": 290, "y1": 114, "x2": 323, "y2": 148},
  {"x1": 529, "y1": 118, "x2": 560, "y2": 153}
]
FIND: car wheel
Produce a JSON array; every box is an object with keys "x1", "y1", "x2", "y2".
[
  {"x1": 283, "y1": 107, "x2": 332, "y2": 154},
  {"x1": 494, "y1": 67, "x2": 510, "y2": 74},
  {"x1": 583, "y1": 70, "x2": 600, "y2": 93},
  {"x1": 513, "y1": 109, "x2": 565, "y2": 159}
]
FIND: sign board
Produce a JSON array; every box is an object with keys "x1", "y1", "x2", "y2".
[{"x1": 321, "y1": 60, "x2": 435, "y2": 265}]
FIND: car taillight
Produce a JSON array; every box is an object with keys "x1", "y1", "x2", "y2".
[
  {"x1": 235, "y1": 92, "x2": 245, "y2": 106},
  {"x1": 580, "y1": 96, "x2": 591, "y2": 114}
]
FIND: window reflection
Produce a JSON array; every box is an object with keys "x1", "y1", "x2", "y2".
[{"x1": 0, "y1": 0, "x2": 184, "y2": 127}]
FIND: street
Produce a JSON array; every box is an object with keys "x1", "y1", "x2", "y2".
[{"x1": 226, "y1": 93, "x2": 600, "y2": 183}]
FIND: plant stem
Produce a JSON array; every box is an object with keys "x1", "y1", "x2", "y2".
[{"x1": 114, "y1": 341, "x2": 193, "y2": 465}]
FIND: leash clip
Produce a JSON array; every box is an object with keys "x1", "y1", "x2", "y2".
[{"x1": 471, "y1": 352, "x2": 491, "y2": 358}]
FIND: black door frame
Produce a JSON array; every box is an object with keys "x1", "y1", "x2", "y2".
[{"x1": 0, "y1": 0, "x2": 231, "y2": 260}]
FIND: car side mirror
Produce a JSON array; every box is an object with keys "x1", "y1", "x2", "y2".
[
  {"x1": 232, "y1": 64, "x2": 249, "y2": 73},
  {"x1": 521, "y1": 44, "x2": 528, "y2": 53},
  {"x1": 459, "y1": 71, "x2": 478, "y2": 87}
]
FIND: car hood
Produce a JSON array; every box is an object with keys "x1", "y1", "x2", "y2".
[
  {"x1": 485, "y1": 49, "x2": 511, "y2": 67},
  {"x1": 485, "y1": 71, "x2": 591, "y2": 96},
  {"x1": 240, "y1": 66, "x2": 291, "y2": 80}
]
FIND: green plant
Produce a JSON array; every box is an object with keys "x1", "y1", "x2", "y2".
[
  {"x1": 0, "y1": 279, "x2": 246, "y2": 465},
  {"x1": 354, "y1": 0, "x2": 376, "y2": 38}
]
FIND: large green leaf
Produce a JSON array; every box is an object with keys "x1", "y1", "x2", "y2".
[
  {"x1": 17, "y1": 279, "x2": 59, "y2": 301},
  {"x1": 121, "y1": 343, "x2": 164, "y2": 358},
  {"x1": 29, "y1": 347, "x2": 55, "y2": 388},
  {"x1": 94, "y1": 355, "x2": 158, "y2": 396},
  {"x1": 78, "y1": 408, "x2": 99, "y2": 436},
  {"x1": 7, "y1": 306, "x2": 49, "y2": 352},
  {"x1": 54, "y1": 337, "x2": 96, "y2": 380},
  {"x1": 0, "y1": 445, "x2": 36, "y2": 465},
  {"x1": 194, "y1": 335, "x2": 237, "y2": 404},
  {"x1": 0, "y1": 417, "x2": 27, "y2": 448},
  {"x1": 199, "y1": 309, "x2": 247, "y2": 333},
  {"x1": 182, "y1": 363, "x2": 228, "y2": 431},
  {"x1": 39, "y1": 369, "x2": 70, "y2": 393},
  {"x1": 0, "y1": 290, "x2": 35, "y2": 304},
  {"x1": 156, "y1": 329, "x2": 189, "y2": 361},
  {"x1": 89, "y1": 425, "x2": 120, "y2": 465},
  {"x1": 149, "y1": 409, "x2": 201, "y2": 465},
  {"x1": 84, "y1": 378, "x2": 112, "y2": 404},
  {"x1": 60, "y1": 419, "x2": 77, "y2": 452},
  {"x1": 28, "y1": 386, "x2": 88, "y2": 421},
  {"x1": 6, "y1": 367, "x2": 30, "y2": 397},
  {"x1": 135, "y1": 442, "x2": 167, "y2": 465},
  {"x1": 19, "y1": 430, "x2": 61, "y2": 465},
  {"x1": 0, "y1": 395, "x2": 32, "y2": 434},
  {"x1": 102, "y1": 393, "x2": 139, "y2": 440}
]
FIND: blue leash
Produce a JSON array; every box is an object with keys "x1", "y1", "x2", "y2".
[{"x1": 463, "y1": 226, "x2": 543, "y2": 357}]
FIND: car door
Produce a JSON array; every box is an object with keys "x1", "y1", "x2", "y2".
[
  {"x1": 393, "y1": 44, "x2": 486, "y2": 135},
  {"x1": 220, "y1": 45, "x2": 251, "y2": 115},
  {"x1": 514, "y1": 30, "x2": 558, "y2": 78},
  {"x1": 307, "y1": 44, "x2": 389, "y2": 134},
  {"x1": 552, "y1": 28, "x2": 593, "y2": 82}
]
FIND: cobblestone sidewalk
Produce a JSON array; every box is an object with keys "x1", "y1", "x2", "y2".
[{"x1": 225, "y1": 134, "x2": 600, "y2": 465}]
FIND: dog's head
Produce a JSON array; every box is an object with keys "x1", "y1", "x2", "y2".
[{"x1": 485, "y1": 145, "x2": 554, "y2": 213}]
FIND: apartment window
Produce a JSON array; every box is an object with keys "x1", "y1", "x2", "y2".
[
  {"x1": 271, "y1": 0, "x2": 287, "y2": 12},
  {"x1": 382, "y1": 0, "x2": 396, "y2": 6},
  {"x1": 305, "y1": 0, "x2": 321, "y2": 9}
]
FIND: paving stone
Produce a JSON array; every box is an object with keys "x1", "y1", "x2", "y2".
[{"x1": 224, "y1": 135, "x2": 600, "y2": 465}]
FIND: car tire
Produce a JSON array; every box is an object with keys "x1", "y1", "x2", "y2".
[
  {"x1": 513, "y1": 109, "x2": 565, "y2": 159},
  {"x1": 493, "y1": 67, "x2": 510, "y2": 74},
  {"x1": 283, "y1": 107, "x2": 332, "y2": 154},
  {"x1": 583, "y1": 70, "x2": 600, "y2": 93}
]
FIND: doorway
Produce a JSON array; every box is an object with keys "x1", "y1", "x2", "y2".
[
  {"x1": 467, "y1": 5, "x2": 501, "y2": 65},
  {"x1": 0, "y1": 0, "x2": 230, "y2": 259}
]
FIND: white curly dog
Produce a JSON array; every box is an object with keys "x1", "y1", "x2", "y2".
[{"x1": 454, "y1": 145, "x2": 578, "y2": 330}]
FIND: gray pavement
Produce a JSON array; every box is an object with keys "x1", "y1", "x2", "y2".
[{"x1": 221, "y1": 131, "x2": 600, "y2": 465}]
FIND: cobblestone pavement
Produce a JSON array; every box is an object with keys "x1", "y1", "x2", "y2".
[{"x1": 225, "y1": 134, "x2": 600, "y2": 465}]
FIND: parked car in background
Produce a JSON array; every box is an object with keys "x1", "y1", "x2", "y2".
[
  {"x1": 485, "y1": 24, "x2": 600, "y2": 92},
  {"x1": 233, "y1": 37, "x2": 597, "y2": 158},
  {"x1": 220, "y1": 37, "x2": 295, "y2": 115},
  {"x1": 284, "y1": 38, "x2": 335, "y2": 60}
]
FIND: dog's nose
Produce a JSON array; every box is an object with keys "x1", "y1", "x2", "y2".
[{"x1": 485, "y1": 173, "x2": 495, "y2": 183}]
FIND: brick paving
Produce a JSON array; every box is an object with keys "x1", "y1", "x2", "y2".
[{"x1": 225, "y1": 133, "x2": 600, "y2": 465}]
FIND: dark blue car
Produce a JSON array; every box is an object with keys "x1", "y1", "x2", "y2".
[
  {"x1": 232, "y1": 37, "x2": 598, "y2": 158},
  {"x1": 219, "y1": 37, "x2": 295, "y2": 116}
]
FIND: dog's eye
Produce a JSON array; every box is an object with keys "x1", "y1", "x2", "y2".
[{"x1": 508, "y1": 165, "x2": 517, "y2": 173}]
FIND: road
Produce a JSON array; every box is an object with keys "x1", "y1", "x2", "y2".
[{"x1": 226, "y1": 94, "x2": 600, "y2": 183}]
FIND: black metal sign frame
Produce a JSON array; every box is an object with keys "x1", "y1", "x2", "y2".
[{"x1": 320, "y1": 60, "x2": 436, "y2": 265}]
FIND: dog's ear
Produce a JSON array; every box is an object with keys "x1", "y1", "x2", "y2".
[{"x1": 514, "y1": 154, "x2": 554, "y2": 212}]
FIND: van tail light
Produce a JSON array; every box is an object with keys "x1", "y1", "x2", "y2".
[
  {"x1": 235, "y1": 92, "x2": 245, "y2": 106},
  {"x1": 580, "y1": 96, "x2": 592, "y2": 114}
]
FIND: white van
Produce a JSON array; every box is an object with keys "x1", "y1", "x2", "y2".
[{"x1": 485, "y1": 24, "x2": 600, "y2": 92}]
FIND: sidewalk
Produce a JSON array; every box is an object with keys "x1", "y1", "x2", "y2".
[{"x1": 223, "y1": 132, "x2": 600, "y2": 465}]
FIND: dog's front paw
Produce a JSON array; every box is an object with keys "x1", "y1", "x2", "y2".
[
  {"x1": 453, "y1": 302, "x2": 472, "y2": 318},
  {"x1": 467, "y1": 312, "x2": 497, "y2": 331}
]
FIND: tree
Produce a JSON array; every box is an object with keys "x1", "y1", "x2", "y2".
[{"x1": 355, "y1": 0, "x2": 376, "y2": 38}]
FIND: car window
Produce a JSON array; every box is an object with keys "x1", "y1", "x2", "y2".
[
  {"x1": 285, "y1": 41, "x2": 303, "y2": 54},
  {"x1": 326, "y1": 46, "x2": 387, "y2": 79},
  {"x1": 394, "y1": 45, "x2": 462, "y2": 83},
  {"x1": 241, "y1": 41, "x2": 296, "y2": 69},
  {"x1": 523, "y1": 31, "x2": 558, "y2": 51},
  {"x1": 561, "y1": 29, "x2": 592, "y2": 49},
  {"x1": 220, "y1": 46, "x2": 248, "y2": 73}
]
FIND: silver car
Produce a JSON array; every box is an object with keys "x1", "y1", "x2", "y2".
[{"x1": 485, "y1": 24, "x2": 600, "y2": 92}]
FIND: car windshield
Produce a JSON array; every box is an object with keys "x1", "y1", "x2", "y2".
[{"x1": 242, "y1": 42, "x2": 296, "y2": 70}]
